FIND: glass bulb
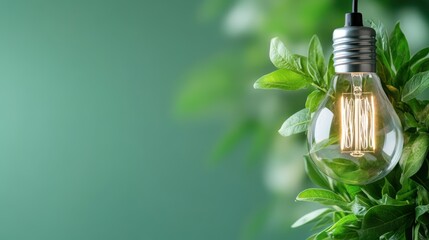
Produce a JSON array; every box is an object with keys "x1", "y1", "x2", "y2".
[{"x1": 307, "y1": 73, "x2": 403, "y2": 185}]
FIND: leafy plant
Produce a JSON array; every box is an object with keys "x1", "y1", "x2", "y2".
[{"x1": 254, "y1": 21, "x2": 429, "y2": 239}]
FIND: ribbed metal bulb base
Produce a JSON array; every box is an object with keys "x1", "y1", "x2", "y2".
[{"x1": 333, "y1": 26, "x2": 376, "y2": 73}]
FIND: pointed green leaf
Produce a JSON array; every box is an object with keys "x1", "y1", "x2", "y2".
[
  {"x1": 269, "y1": 37, "x2": 308, "y2": 73},
  {"x1": 400, "y1": 133, "x2": 429, "y2": 182},
  {"x1": 369, "y1": 20, "x2": 391, "y2": 62},
  {"x1": 324, "y1": 54, "x2": 335, "y2": 87},
  {"x1": 305, "y1": 90, "x2": 325, "y2": 112},
  {"x1": 308, "y1": 35, "x2": 325, "y2": 83},
  {"x1": 278, "y1": 109, "x2": 310, "y2": 136},
  {"x1": 415, "y1": 205, "x2": 429, "y2": 223},
  {"x1": 410, "y1": 47, "x2": 429, "y2": 65},
  {"x1": 401, "y1": 71, "x2": 429, "y2": 101},
  {"x1": 254, "y1": 69, "x2": 312, "y2": 90},
  {"x1": 413, "y1": 58, "x2": 429, "y2": 74},
  {"x1": 297, "y1": 188, "x2": 349, "y2": 208},
  {"x1": 395, "y1": 48, "x2": 429, "y2": 85},
  {"x1": 390, "y1": 23, "x2": 410, "y2": 71}
]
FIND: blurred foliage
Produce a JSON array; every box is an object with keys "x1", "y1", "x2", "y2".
[{"x1": 176, "y1": 0, "x2": 429, "y2": 238}]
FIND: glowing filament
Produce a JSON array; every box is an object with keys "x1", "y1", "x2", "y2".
[{"x1": 340, "y1": 90, "x2": 375, "y2": 157}]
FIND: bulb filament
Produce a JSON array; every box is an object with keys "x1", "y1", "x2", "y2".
[{"x1": 340, "y1": 76, "x2": 375, "y2": 157}]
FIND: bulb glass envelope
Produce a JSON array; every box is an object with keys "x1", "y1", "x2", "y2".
[{"x1": 307, "y1": 73, "x2": 403, "y2": 185}]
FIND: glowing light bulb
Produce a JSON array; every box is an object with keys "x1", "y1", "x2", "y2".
[
  {"x1": 340, "y1": 73, "x2": 376, "y2": 157},
  {"x1": 307, "y1": 9, "x2": 403, "y2": 185}
]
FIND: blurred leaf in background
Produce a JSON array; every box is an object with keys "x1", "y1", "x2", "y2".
[{"x1": 176, "y1": 0, "x2": 429, "y2": 238}]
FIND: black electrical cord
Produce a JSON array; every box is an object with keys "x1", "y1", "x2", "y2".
[
  {"x1": 346, "y1": 0, "x2": 362, "y2": 26},
  {"x1": 353, "y1": 0, "x2": 358, "y2": 13}
]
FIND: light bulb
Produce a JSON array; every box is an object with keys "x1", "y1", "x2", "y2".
[{"x1": 307, "y1": 10, "x2": 403, "y2": 185}]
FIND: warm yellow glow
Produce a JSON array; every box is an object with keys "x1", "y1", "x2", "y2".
[{"x1": 340, "y1": 91, "x2": 375, "y2": 157}]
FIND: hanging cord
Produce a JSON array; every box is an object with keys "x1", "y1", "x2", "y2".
[
  {"x1": 353, "y1": 0, "x2": 358, "y2": 13},
  {"x1": 345, "y1": 0, "x2": 362, "y2": 26}
]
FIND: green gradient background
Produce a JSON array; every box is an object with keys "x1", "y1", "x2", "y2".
[{"x1": 0, "y1": 0, "x2": 278, "y2": 239}]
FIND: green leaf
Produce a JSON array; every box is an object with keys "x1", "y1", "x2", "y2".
[
  {"x1": 297, "y1": 188, "x2": 349, "y2": 208},
  {"x1": 401, "y1": 71, "x2": 429, "y2": 101},
  {"x1": 278, "y1": 109, "x2": 310, "y2": 137},
  {"x1": 309, "y1": 137, "x2": 339, "y2": 154},
  {"x1": 400, "y1": 133, "x2": 429, "y2": 182},
  {"x1": 327, "y1": 214, "x2": 360, "y2": 239},
  {"x1": 415, "y1": 205, "x2": 429, "y2": 223},
  {"x1": 413, "y1": 58, "x2": 429, "y2": 74},
  {"x1": 308, "y1": 35, "x2": 325, "y2": 83},
  {"x1": 371, "y1": 20, "x2": 394, "y2": 85},
  {"x1": 254, "y1": 69, "x2": 312, "y2": 90},
  {"x1": 410, "y1": 47, "x2": 429, "y2": 65},
  {"x1": 269, "y1": 37, "x2": 307, "y2": 73},
  {"x1": 306, "y1": 90, "x2": 325, "y2": 112},
  {"x1": 291, "y1": 208, "x2": 332, "y2": 228},
  {"x1": 324, "y1": 54, "x2": 335, "y2": 87},
  {"x1": 396, "y1": 48, "x2": 429, "y2": 86},
  {"x1": 369, "y1": 20, "x2": 391, "y2": 62},
  {"x1": 321, "y1": 158, "x2": 366, "y2": 182},
  {"x1": 396, "y1": 178, "x2": 418, "y2": 201},
  {"x1": 358, "y1": 205, "x2": 415, "y2": 239},
  {"x1": 390, "y1": 23, "x2": 410, "y2": 71},
  {"x1": 403, "y1": 112, "x2": 419, "y2": 130}
]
